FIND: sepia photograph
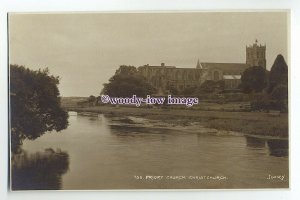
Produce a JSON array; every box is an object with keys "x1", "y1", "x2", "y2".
[{"x1": 8, "y1": 11, "x2": 289, "y2": 190}]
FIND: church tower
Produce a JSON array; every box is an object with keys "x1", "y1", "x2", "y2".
[{"x1": 246, "y1": 40, "x2": 266, "y2": 69}]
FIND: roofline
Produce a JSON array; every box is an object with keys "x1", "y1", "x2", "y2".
[{"x1": 200, "y1": 62, "x2": 250, "y2": 65}]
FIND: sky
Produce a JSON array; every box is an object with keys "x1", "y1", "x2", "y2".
[{"x1": 9, "y1": 12, "x2": 288, "y2": 97}]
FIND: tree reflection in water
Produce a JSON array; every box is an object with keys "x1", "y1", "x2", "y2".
[
  {"x1": 267, "y1": 139, "x2": 289, "y2": 157},
  {"x1": 246, "y1": 136, "x2": 288, "y2": 157},
  {"x1": 11, "y1": 148, "x2": 69, "y2": 190},
  {"x1": 245, "y1": 136, "x2": 266, "y2": 148}
]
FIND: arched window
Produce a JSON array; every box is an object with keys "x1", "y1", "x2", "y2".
[{"x1": 213, "y1": 71, "x2": 219, "y2": 81}]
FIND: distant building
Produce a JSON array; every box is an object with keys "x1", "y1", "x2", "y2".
[
  {"x1": 198, "y1": 63, "x2": 249, "y2": 90},
  {"x1": 138, "y1": 63, "x2": 203, "y2": 94},
  {"x1": 138, "y1": 41, "x2": 266, "y2": 93}
]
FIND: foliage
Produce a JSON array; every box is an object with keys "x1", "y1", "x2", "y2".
[
  {"x1": 115, "y1": 65, "x2": 138, "y2": 75},
  {"x1": 76, "y1": 95, "x2": 97, "y2": 107},
  {"x1": 240, "y1": 66, "x2": 267, "y2": 93},
  {"x1": 88, "y1": 95, "x2": 96, "y2": 102},
  {"x1": 195, "y1": 80, "x2": 225, "y2": 94},
  {"x1": 250, "y1": 92, "x2": 288, "y2": 113},
  {"x1": 271, "y1": 84, "x2": 288, "y2": 101},
  {"x1": 10, "y1": 65, "x2": 69, "y2": 152},
  {"x1": 166, "y1": 84, "x2": 179, "y2": 95},
  {"x1": 250, "y1": 93, "x2": 272, "y2": 111},
  {"x1": 240, "y1": 55, "x2": 288, "y2": 112},
  {"x1": 87, "y1": 95, "x2": 97, "y2": 106},
  {"x1": 266, "y1": 55, "x2": 288, "y2": 112},
  {"x1": 268, "y1": 54, "x2": 288, "y2": 93},
  {"x1": 181, "y1": 86, "x2": 197, "y2": 95},
  {"x1": 101, "y1": 65, "x2": 156, "y2": 97},
  {"x1": 270, "y1": 84, "x2": 288, "y2": 112}
]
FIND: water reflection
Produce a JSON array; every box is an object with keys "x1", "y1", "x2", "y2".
[
  {"x1": 11, "y1": 148, "x2": 69, "y2": 190},
  {"x1": 245, "y1": 136, "x2": 288, "y2": 157},
  {"x1": 245, "y1": 136, "x2": 266, "y2": 148},
  {"x1": 267, "y1": 140, "x2": 289, "y2": 157},
  {"x1": 110, "y1": 124, "x2": 173, "y2": 135},
  {"x1": 18, "y1": 115, "x2": 289, "y2": 189}
]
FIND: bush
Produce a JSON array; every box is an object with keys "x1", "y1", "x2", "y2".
[{"x1": 250, "y1": 93, "x2": 271, "y2": 111}]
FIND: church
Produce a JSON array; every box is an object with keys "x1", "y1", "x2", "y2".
[{"x1": 137, "y1": 41, "x2": 266, "y2": 93}]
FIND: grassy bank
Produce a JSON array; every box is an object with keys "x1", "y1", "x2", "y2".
[{"x1": 66, "y1": 106, "x2": 288, "y2": 138}]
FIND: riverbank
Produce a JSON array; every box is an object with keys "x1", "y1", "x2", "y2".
[{"x1": 66, "y1": 106, "x2": 288, "y2": 138}]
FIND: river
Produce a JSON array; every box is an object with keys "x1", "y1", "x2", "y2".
[{"x1": 17, "y1": 113, "x2": 288, "y2": 189}]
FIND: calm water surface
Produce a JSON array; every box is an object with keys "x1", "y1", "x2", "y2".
[{"x1": 20, "y1": 114, "x2": 289, "y2": 189}]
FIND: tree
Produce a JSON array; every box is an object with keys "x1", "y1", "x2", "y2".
[
  {"x1": 88, "y1": 95, "x2": 96, "y2": 102},
  {"x1": 271, "y1": 84, "x2": 288, "y2": 100},
  {"x1": 166, "y1": 84, "x2": 179, "y2": 95},
  {"x1": 268, "y1": 54, "x2": 288, "y2": 93},
  {"x1": 240, "y1": 66, "x2": 268, "y2": 93},
  {"x1": 101, "y1": 65, "x2": 156, "y2": 97},
  {"x1": 10, "y1": 65, "x2": 69, "y2": 152},
  {"x1": 246, "y1": 55, "x2": 288, "y2": 112},
  {"x1": 265, "y1": 55, "x2": 288, "y2": 111},
  {"x1": 115, "y1": 65, "x2": 137, "y2": 75},
  {"x1": 87, "y1": 95, "x2": 97, "y2": 106},
  {"x1": 182, "y1": 86, "x2": 197, "y2": 96},
  {"x1": 270, "y1": 84, "x2": 288, "y2": 112}
]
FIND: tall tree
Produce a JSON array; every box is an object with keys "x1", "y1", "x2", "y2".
[
  {"x1": 10, "y1": 65, "x2": 69, "y2": 152},
  {"x1": 268, "y1": 54, "x2": 288, "y2": 93}
]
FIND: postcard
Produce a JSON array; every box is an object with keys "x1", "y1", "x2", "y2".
[{"x1": 9, "y1": 11, "x2": 289, "y2": 190}]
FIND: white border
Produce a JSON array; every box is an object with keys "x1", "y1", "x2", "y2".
[{"x1": 1, "y1": 0, "x2": 300, "y2": 200}]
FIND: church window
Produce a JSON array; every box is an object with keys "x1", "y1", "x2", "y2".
[{"x1": 213, "y1": 71, "x2": 219, "y2": 81}]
